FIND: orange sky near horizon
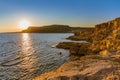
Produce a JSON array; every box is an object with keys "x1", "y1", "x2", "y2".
[
  {"x1": 0, "y1": 16, "x2": 96, "y2": 33},
  {"x1": 1, "y1": 0, "x2": 120, "y2": 32}
]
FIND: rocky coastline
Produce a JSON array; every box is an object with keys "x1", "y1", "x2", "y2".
[{"x1": 33, "y1": 18, "x2": 120, "y2": 80}]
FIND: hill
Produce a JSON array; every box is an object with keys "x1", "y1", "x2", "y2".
[{"x1": 22, "y1": 25, "x2": 94, "y2": 33}]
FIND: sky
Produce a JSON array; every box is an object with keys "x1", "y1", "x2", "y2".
[{"x1": 0, "y1": 0, "x2": 120, "y2": 32}]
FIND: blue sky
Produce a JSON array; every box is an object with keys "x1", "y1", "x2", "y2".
[{"x1": 0, "y1": 0, "x2": 120, "y2": 32}]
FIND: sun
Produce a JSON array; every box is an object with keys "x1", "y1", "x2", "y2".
[{"x1": 19, "y1": 20, "x2": 30, "y2": 30}]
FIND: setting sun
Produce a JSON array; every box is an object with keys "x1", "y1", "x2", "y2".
[{"x1": 19, "y1": 20, "x2": 30, "y2": 30}]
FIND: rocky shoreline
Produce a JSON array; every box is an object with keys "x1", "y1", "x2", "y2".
[{"x1": 33, "y1": 18, "x2": 120, "y2": 80}]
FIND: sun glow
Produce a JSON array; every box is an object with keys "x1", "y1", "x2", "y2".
[{"x1": 19, "y1": 20, "x2": 30, "y2": 30}]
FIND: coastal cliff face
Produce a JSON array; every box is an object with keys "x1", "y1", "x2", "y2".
[
  {"x1": 92, "y1": 18, "x2": 120, "y2": 41},
  {"x1": 68, "y1": 28, "x2": 94, "y2": 41},
  {"x1": 33, "y1": 18, "x2": 120, "y2": 80},
  {"x1": 67, "y1": 17, "x2": 120, "y2": 55},
  {"x1": 68, "y1": 18, "x2": 120, "y2": 42},
  {"x1": 90, "y1": 18, "x2": 120, "y2": 53}
]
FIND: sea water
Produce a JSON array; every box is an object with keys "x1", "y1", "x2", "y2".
[{"x1": 0, "y1": 33, "x2": 73, "y2": 80}]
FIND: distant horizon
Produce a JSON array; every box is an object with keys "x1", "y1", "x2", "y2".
[
  {"x1": 0, "y1": 24, "x2": 95, "y2": 33},
  {"x1": 0, "y1": 17, "x2": 119, "y2": 33},
  {"x1": 0, "y1": 0, "x2": 120, "y2": 32}
]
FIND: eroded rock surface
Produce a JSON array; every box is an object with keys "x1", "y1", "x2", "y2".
[
  {"x1": 60, "y1": 18, "x2": 120, "y2": 56},
  {"x1": 33, "y1": 55, "x2": 120, "y2": 80},
  {"x1": 33, "y1": 17, "x2": 120, "y2": 80}
]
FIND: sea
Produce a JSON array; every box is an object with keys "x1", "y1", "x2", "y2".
[{"x1": 0, "y1": 33, "x2": 77, "y2": 80}]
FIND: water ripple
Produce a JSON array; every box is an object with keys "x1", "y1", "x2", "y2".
[{"x1": 0, "y1": 33, "x2": 72, "y2": 80}]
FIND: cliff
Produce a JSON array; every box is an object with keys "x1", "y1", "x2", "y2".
[
  {"x1": 67, "y1": 28, "x2": 94, "y2": 41},
  {"x1": 91, "y1": 17, "x2": 120, "y2": 41},
  {"x1": 22, "y1": 24, "x2": 94, "y2": 33},
  {"x1": 68, "y1": 18, "x2": 120, "y2": 41},
  {"x1": 33, "y1": 18, "x2": 120, "y2": 80},
  {"x1": 62, "y1": 17, "x2": 120, "y2": 55}
]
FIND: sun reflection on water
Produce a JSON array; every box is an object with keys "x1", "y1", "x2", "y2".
[{"x1": 18, "y1": 33, "x2": 36, "y2": 79}]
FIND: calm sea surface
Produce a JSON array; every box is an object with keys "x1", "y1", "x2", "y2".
[{"x1": 0, "y1": 33, "x2": 74, "y2": 80}]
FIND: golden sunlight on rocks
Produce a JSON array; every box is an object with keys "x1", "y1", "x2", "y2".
[
  {"x1": 33, "y1": 55, "x2": 120, "y2": 80},
  {"x1": 33, "y1": 17, "x2": 120, "y2": 80}
]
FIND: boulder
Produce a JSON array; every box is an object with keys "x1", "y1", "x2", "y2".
[
  {"x1": 56, "y1": 42, "x2": 79, "y2": 49},
  {"x1": 99, "y1": 50, "x2": 111, "y2": 56},
  {"x1": 70, "y1": 43, "x2": 91, "y2": 56},
  {"x1": 70, "y1": 45, "x2": 80, "y2": 55}
]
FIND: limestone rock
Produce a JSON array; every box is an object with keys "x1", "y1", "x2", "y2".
[
  {"x1": 99, "y1": 50, "x2": 111, "y2": 56},
  {"x1": 56, "y1": 42, "x2": 91, "y2": 56},
  {"x1": 33, "y1": 56, "x2": 120, "y2": 80},
  {"x1": 33, "y1": 17, "x2": 120, "y2": 80},
  {"x1": 56, "y1": 42, "x2": 79, "y2": 49}
]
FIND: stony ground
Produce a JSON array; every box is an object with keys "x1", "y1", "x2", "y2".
[{"x1": 33, "y1": 54, "x2": 120, "y2": 80}]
